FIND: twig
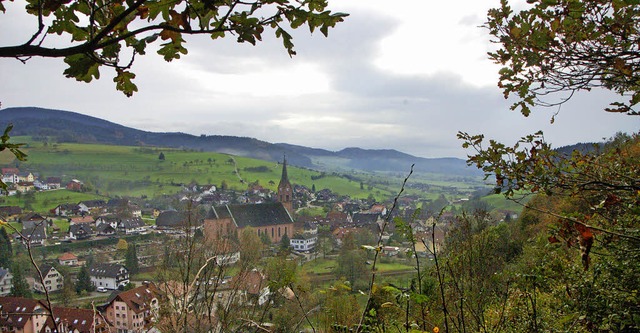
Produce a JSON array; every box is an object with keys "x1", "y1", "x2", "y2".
[{"x1": 356, "y1": 164, "x2": 414, "y2": 332}]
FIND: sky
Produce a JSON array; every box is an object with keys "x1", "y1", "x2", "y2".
[{"x1": 1, "y1": 0, "x2": 638, "y2": 158}]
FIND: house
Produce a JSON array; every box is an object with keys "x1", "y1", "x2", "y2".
[
  {"x1": 66, "y1": 179, "x2": 83, "y2": 191},
  {"x1": 21, "y1": 221, "x2": 47, "y2": 247},
  {"x1": 101, "y1": 282, "x2": 160, "y2": 332},
  {"x1": 106, "y1": 199, "x2": 142, "y2": 217},
  {"x1": 155, "y1": 210, "x2": 201, "y2": 231},
  {"x1": 95, "y1": 215, "x2": 119, "y2": 229},
  {"x1": 227, "y1": 270, "x2": 270, "y2": 306},
  {"x1": 290, "y1": 233, "x2": 318, "y2": 252},
  {"x1": 15, "y1": 182, "x2": 34, "y2": 193},
  {"x1": 68, "y1": 223, "x2": 94, "y2": 240},
  {"x1": 45, "y1": 177, "x2": 62, "y2": 189},
  {"x1": 52, "y1": 203, "x2": 79, "y2": 217},
  {"x1": 33, "y1": 264, "x2": 63, "y2": 293},
  {"x1": 77, "y1": 200, "x2": 107, "y2": 215},
  {"x1": 0, "y1": 206, "x2": 22, "y2": 220},
  {"x1": 69, "y1": 215, "x2": 94, "y2": 224},
  {"x1": 44, "y1": 306, "x2": 113, "y2": 333},
  {"x1": 96, "y1": 223, "x2": 117, "y2": 236},
  {"x1": 57, "y1": 253, "x2": 79, "y2": 267},
  {"x1": 17, "y1": 172, "x2": 34, "y2": 183},
  {"x1": 1, "y1": 168, "x2": 19, "y2": 184},
  {"x1": 0, "y1": 268, "x2": 13, "y2": 296},
  {"x1": 89, "y1": 263, "x2": 129, "y2": 290},
  {"x1": 117, "y1": 217, "x2": 147, "y2": 234},
  {"x1": 0, "y1": 296, "x2": 49, "y2": 333}
]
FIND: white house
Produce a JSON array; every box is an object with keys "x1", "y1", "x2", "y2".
[
  {"x1": 89, "y1": 263, "x2": 130, "y2": 290},
  {"x1": 0, "y1": 267, "x2": 13, "y2": 296},
  {"x1": 34, "y1": 265, "x2": 63, "y2": 293},
  {"x1": 290, "y1": 233, "x2": 318, "y2": 252}
]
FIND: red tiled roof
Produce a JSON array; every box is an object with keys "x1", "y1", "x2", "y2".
[{"x1": 58, "y1": 252, "x2": 78, "y2": 261}]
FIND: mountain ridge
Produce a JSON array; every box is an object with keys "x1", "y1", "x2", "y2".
[{"x1": 0, "y1": 107, "x2": 479, "y2": 176}]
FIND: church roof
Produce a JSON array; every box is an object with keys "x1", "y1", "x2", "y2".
[
  {"x1": 279, "y1": 157, "x2": 291, "y2": 188},
  {"x1": 213, "y1": 202, "x2": 293, "y2": 228}
]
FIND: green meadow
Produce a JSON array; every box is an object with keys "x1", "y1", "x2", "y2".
[{"x1": 0, "y1": 137, "x2": 492, "y2": 213}]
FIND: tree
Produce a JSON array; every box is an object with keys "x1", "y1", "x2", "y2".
[
  {"x1": 158, "y1": 152, "x2": 165, "y2": 161},
  {"x1": 76, "y1": 263, "x2": 94, "y2": 294},
  {"x1": 279, "y1": 233, "x2": 290, "y2": 253},
  {"x1": 487, "y1": 0, "x2": 640, "y2": 116},
  {"x1": 0, "y1": 227, "x2": 12, "y2": 268},
  {"x1": 125, "y1": 242, "x2": 140, "y2": 275},
  {"x1": 10, "y1": 261, "x2": 32, "y2": 298},
  {"x1": 116, "y1": 238, "x2": 129, "y2": 251},
  {"x1": 239, "y1": 227, "x2": 263, "y2": 266},
  {"x1": 0, "y1": 0, "x2": 347, "y2": 96}
]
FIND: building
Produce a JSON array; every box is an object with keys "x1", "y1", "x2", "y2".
[
  {"x1": 89, "y1": 263, "x2": 130, "y2": 290},
  {"x1": 204, "y1": 203, "x2": 294, "y2": 244},
  {"x1": 101, "y1": 282, "x2": 160, "y2": 332},
  {"x1": 0, "y1": 268, "x2": 12, "y2": 296},
  {"x1": 33, "y1": 264, "x2": 63, "y2": 293},
  {"x1": 117, "y1": 217, "x2": 147, "y2": 234},
  {"x1": 290, "y1": 233, "x2": 318, "y2": 252},
  {"x1": 44, "y1": 306, "x2": 113, "y2": 333},
  {"x1": 57, "y1": 252, "x2": 79, "y2": 267},
  {"x1": 0, "y1": 297, "x2": 49, "y2": 333},
  {"x1": 277, "y1": 156, "x2": 293, "y2": 215},
  {"x1": 68, "y1": 223, "x2": 94, "y2": 240}
]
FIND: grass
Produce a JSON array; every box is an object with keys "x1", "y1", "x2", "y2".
[{"x1": 1, "y1": 137, "x2": 492, "y2": 212}]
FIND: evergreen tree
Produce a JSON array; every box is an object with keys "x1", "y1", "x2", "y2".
[
  {"x1": 76, "y1": 264, "x2": 93, "y2": 294},
  {"x1": 125, "y1": 243, "x2": 140, "y2": 275},
  {"x1": 0, "y1": 228, "x2": 12, "y2": 268},
  {"x1": 10, "y1": 262, "x2": 32, "y2": 298},
  {"x1": 158, "y1": 152, "x2": 165, "y2": 160},
  {"x1": 279, "y1": 233, "x2": 291, "y2": 252}
]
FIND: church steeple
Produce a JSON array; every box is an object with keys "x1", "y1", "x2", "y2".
[{"x1": 277, "y1": 155, "x2": 293, "y2": 214}]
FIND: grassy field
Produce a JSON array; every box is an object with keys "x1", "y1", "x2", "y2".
[{"x1": 0, "y1": 137, "x2": 500, "y2": 219}]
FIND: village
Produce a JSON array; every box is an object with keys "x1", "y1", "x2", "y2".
[{"x1": 0, "y1": 159, "x2": 459, "y2": 333}]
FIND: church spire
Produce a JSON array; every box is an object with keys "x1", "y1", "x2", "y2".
[
  {"x1": 280, "y1": 154, "x2": 290, "y2": 185},
  {"x1": 277, "y1": 154, "x2": 293, "y2": 214}
]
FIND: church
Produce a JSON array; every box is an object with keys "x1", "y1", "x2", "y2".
[{"x1": 204, "y1": 157, "x2": 295, "y2": 245}]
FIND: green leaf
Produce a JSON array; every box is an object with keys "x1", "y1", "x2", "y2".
[{"x1": 63, "y1": 54, "x2": 100, "y2": 82}]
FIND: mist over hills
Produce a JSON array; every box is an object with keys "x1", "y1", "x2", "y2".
[{"x1": 0, "y1": 107, "x2": 480, "y2": 176}]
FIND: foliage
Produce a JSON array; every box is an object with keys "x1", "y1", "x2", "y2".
[
  {"x1": 0, "y1": 227, "x2": 12, "y2": 268},
  {"x1": 9, "y1": 260, "x2": 32, "y2": 298},
  {"x1": 76, "y1": 263, "x2": 94, "y2": 294},
  {"x1": 116, "y1": 238, "x2": 129, "y2": 251},
  {"x1": 487, "y1": 0, "x2": 640, "y2": 116},
  {"x1": 158, "y1": 152, "x2": 165, "y2": 161},
  {"x1": 0, "y1": 0, "x2": 347, "y2": 96},
  {"x1": 460, "y1": 119, "x2": 640, "y2": 329},
  {"x1": 125, "y1": 242, "x2": 140, "y2": 274},
  {"x1": 0, "y1": 125, "x2": 26, "y2": 191}
]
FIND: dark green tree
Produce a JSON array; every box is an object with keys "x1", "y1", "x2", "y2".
[
  {"x1": 158, "y1": 152, "x2": 165, "y2": 161},
  {"x1": 279, "y1": 233, "x2": 290, "y2": 253},
  {"x1": 10, "y1": 261, "x2": 32, "y2": 298},
  {"x1": 76, "y1": 263, "x2": 94, "y2": 294},
  {"x1": 125, "y1": 243, "x2": 140, "y2": 275},
  {"x1": 0, "y1": 227, "x2": 12, "y2": 268}
]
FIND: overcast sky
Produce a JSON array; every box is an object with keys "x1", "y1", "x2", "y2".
[{"x1": 1, "y1": 0, "x2": 638, "y2": 158}]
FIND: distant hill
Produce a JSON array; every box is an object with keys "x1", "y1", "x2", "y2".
[{"x1": 0, "y1": 107, "x2": 479, "y2": 176}]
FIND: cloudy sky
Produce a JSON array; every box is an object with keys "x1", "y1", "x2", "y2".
[{"x1": 1, "y1": 0, "x2": 638, "y2": 158}]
